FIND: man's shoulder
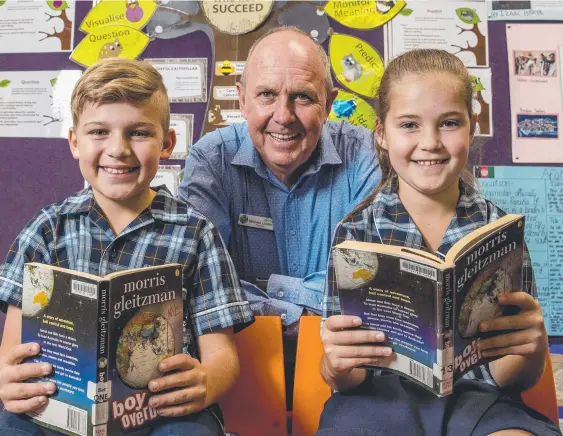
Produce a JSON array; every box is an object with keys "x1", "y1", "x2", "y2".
[
  {"x1": 190, "y1": 123, "x2": 249, "y2": 158},
  {"x1": 324, "y1": 120, "x2": 374, "y2": 146}
]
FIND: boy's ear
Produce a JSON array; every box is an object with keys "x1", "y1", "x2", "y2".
[
  {"x1": 375, "y1": 119, "x2": 387, "y2": 150},
  {"x1": 68, "y1": 128, "x2": 80, "y2": 160},
  {"x1": 160, "y1": 128, "x2": 176, "y2": 160}
]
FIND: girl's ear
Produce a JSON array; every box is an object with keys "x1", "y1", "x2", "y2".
[{"x1": 375, "y1": 119, "x2": 387, "y2": 150}]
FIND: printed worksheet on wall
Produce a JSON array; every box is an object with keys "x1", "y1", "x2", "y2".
[
  {"x1": 386, "y1": 1, "x2": 489, "y2": 67},
  {"x1": 475, "y1": 165, "x2": 563, "y2": 336},
  {"x1": 506, "y1": 24, "x2": 563, "y2": 163}
]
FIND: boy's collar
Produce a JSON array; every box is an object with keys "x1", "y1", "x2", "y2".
[{"x1": 59, "y1": 186, "x2": 189, "y2": 225}]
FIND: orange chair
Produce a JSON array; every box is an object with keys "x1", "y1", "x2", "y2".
[
  {"x1": 292, "y1": 316, "x2": 559, "y2": 436},
  {"x1": 219, "y1": 316, "x2": 287, "y2": 436},
  {"x1": 522, "y1": 352, "x2": 559, "y2": 426},
  {"x1": 292, "y1": 316, "x2": 330, "y2": 436}
]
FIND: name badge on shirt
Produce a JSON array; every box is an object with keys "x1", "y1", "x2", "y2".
[{"x1": 238, "y1": 214, "x2": 274, "y2": 231}]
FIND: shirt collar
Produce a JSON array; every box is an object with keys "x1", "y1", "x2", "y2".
[
  {"x1": 372, "y1": 178, "x2": 489, "y2": 256},
  {"x1": 230, "y1": 121, "x2": 342, "y2": 179},
  {"x1": 58, "y1": 185, "x2": 189, "y2": 226}
]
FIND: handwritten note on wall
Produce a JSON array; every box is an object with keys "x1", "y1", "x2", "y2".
[{"x1": 476, "y1": 166, "x2": 563, "y2": 336}]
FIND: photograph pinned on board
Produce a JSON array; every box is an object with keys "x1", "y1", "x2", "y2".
[
  {"x1": 514, "y1": 51, "x2": 557, "y2": 76},
  {"x1": 516, "y1": 114, "x2": 558, "y2": 139}
]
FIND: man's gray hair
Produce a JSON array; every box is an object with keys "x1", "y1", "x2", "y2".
[{"x1": 239, "y1": 26, "x2": 334, "y2": 97}]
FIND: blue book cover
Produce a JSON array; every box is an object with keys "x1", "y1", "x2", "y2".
[
  {"x1": 21, "y1": 263, "x2": 184, "y2": 436},
  {"x1": 334, "y1": 213, "x2": 525, "y2": 397}
]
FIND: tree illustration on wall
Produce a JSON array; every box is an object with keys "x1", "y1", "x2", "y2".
[
  {"x1": 471, "y1": 75, "x2": 490, "y2": 136},
  {"x1": 39, "y1": 1, "x2": 73, "y2": 50},
  {"x1": 452, "y1": 8, "x2": 486, "y2": 67}
]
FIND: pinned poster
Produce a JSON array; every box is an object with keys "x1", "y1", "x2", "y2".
[
  {"x1": 387, "y1": 1, "x2": 489, "y2": 67},
  {"x1": 506, "y1": 24, "x2": 563, "y2": 163},
  {"x1": 329, "y1": 33, "x2": 384, "y2": 99},
  {"x1": 329, "y1": 90, "x2": 376, "y2": 131},
  {"x1": 468, "y1": 68, "x2": 493, "y2": 137},
  {"x1": 80, "y1": 0, "x2": 157, "y2": 33},
  {"x1": 169, "y1": 114, "x2": 194, "y2": 161},
  {"x1": 200, "y1": 0, "x2": 273, "y2": 35},
  {"x1": 145, "y1": 58, "x2": 208, "y2": 103},
  {"x1": 0, "y1": 0, "x2": 75, "y2": 53},
  {"x1": 70, "y1": 24, "x2": 150, "y2": 68},
  {"x1": 476, "y1": 166, "x2": 563, "y2": 336},
  {"x1": 323, "y1": 0, "x2": 406, "y2": 29},
  {"x1": 151, "y1": 165, "x2": 182, "y2": 196}
]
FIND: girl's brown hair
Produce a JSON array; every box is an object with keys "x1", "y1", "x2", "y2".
[{"x1": 351, "y1": 49, "x2": 474, "y2": 215}]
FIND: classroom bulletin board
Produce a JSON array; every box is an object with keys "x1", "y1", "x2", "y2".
[{"x1": 0, "y1": 1, "x2": 562, "y2": 337}]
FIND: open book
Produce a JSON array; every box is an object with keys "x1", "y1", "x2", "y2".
[
  {"x1": 333, "y1": 214, "x2": 525, "y2": 397},
  {"x1": 22, "y1": 263, "x2": 184, "y2": 436}
]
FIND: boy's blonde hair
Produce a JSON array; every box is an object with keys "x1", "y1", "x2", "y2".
[
  {"x1": 71, "y1": 58, "x2": 170, "y2": 131},
  {"x1": 351, "y1": 49, "x2": 474, "y2": 215}
]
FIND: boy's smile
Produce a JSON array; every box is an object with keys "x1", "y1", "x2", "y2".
[{"x1": 69, "y1": 99, "x2": 175, "y2": 218}]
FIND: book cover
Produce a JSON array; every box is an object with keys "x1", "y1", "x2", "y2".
[
  {"x1": 21, "y1": 263, "x2": 184, "y2": 436},
  {"x1": 334, "y1": 214, "x2": 525, "y2": 397},
  {"x1": 452, "y1": 217, "x2": 525, "y2": 380}
]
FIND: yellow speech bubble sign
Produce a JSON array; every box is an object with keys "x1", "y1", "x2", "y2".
[
  {"x1": 329, "y1": 33, "x2": 383, "y2": 99},
  {"x1": 329, "y1": 90, "x2": 376, "y2": 131},
  {"x1": 80, "y1": 0, "x2": 157, "y2": 33},
  {"x1": 324, "y1": 0, "x2": 406, "y2": 29},
  {"x1": 70, "y1": 25, "x2": 150, "y2": 68}
]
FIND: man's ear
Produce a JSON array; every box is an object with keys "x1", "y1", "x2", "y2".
[
  {"x1": 160, "y1": 129, "x2": 177, "y2": 160},
  {"x1": 375, "y1": 119, "x2": 387, "y2": 150},
  {"x1": 68, "y1": 128, "x2": 80, "y2": 160},
  {"x1": 325, "y1": 87, "x2": 338, "y2": 116},
  {"x1": 236, "y1": 82, "x2": 246, "y2": 118}
]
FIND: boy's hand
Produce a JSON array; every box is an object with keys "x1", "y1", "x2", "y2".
[
  {"x1": 478, "y1": 292, "x2": 547, "y2": 358},
  {"x1": 148, "y1": 354, "x2": 207, "y2": 417},
  {"x1": 0, "y1": 343, "x2": 56, "y2": 414},
  {"x1": 322, "y1": 315, "x2": 393, "y2": 379}
]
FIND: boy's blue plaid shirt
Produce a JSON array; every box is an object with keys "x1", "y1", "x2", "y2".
[
  {"x1": 0, "y1": 185, "x2": 254, "y2": 360},
  {"x1": 323, "y1": 178, "x2": 537, "y2": 387}
]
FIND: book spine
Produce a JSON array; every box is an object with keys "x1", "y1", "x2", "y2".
[
  {"x1": 440, "y1": 269, "x2": 454, "y2": 394},
  {"x1": 93, "y1": 282, "x2": 110, "y2": 427}
]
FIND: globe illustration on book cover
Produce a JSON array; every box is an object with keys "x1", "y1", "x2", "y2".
[
  {"x1": 22, "y1": 265, "x2": 54, "y2": 317},
  {"x1": 458, "y1": 267, "x2": 513, "y2": 338},
  {"x1": 116, "y1": 311, "x2": 176, "y2": 389},
  {"x1": 337, "y1": 249, "x2": 379, "y2": 290}
]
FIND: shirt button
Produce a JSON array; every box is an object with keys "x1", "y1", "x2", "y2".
[
  {"x1": 280, "y1": 313, "x2": 287, "y2": 321},
  {"x1": 110, "y1": 249, "x2": 118, "y2": 260},
  {"x1": 292, "y1": 263, "x2": 298, "y2": 271},
  {"x1": 290, "y1": 229, "x2": 296, "y2": 236},
  {"x1": 278, "y1": 291, "x2": 284, "y2": 298}
]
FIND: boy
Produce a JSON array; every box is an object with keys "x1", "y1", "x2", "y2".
[{"x1": 0, "y1": 58, "x2": 254, "y2": 435}]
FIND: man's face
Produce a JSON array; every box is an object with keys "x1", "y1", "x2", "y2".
[{"x1": 237, "y1": 32, "x2": 337, "y2": 185}]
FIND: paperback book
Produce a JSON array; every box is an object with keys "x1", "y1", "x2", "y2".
[
  {"x1": 22, "y1": 263, "x2": 184, "y2": 435},
  {"x1": 333, "y1": 214, "x2": 525, "y2": 396}
]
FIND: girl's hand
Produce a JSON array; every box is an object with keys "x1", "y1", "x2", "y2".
[
  {"x1": 322, "y1": 315, "x2": 393, "y2": 380},
  {"x1": 478, "y1": 292, "x2": 547, "y2": 358},
  {"x1": 0, "y1": 343, "x2": 56, "y2": 414},
  {"x1": 148, "y1": 354, "x2": 207, "y2": 417}
]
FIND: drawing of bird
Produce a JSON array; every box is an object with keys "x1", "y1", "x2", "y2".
[{"x1": 341, "y1": 54, "x2": 363, "y2": 82}]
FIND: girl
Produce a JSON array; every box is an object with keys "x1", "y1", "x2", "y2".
[{"x1": 317, "y1": 49, "x2": 560, "y2": 436}]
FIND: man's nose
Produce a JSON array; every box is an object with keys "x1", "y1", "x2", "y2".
[{"x1": 272, "y1": 96, "x2": 296, "y2": 125}]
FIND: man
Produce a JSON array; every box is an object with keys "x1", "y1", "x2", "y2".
[{"x1": 179, "y1": 26, "x2": 379, "y2": 405}]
